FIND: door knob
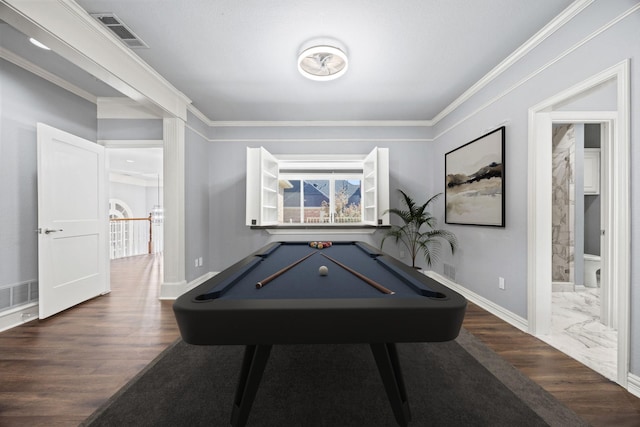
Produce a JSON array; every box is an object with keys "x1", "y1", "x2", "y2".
[{"x1": 38, "y1": 228, "x2": 63, "y2": 234}]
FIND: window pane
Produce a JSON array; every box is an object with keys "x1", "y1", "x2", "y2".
[
  {"x1": 283, "y1": 180, "x2": 301, "y2": 223},
  {"x1": 303, "y1": 180, "x2": 329, "y2": 223},
  {"x1": 334, "y1": 179, "x2": 361, "y2": 223}
]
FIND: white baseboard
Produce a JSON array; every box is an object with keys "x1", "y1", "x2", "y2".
[
  {"x1": 159, "y1": 272, "x2": 216, "y2": 300},
  {"x1": 426, "y1": 271, "x2": 640, "y2": 398},
  {"x1": 628, "y1": 372, "x2": 640, "y2": 398},
  {"x1": 0, "y1": 303, "x2": 39, "y2": 333},
  {"x1": 425, "y1": 271, "x2": 529, "y2": 332}
]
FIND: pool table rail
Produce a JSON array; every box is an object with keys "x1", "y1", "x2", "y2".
[{"x1": 173, "y1": 241, "x2": 466, "y2": 347}]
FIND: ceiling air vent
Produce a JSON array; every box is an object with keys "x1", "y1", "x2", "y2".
[{"x1": 90, "y1": 13, "x2": 148, "y2": 49}]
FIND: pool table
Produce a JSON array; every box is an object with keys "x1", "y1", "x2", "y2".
[{"x1": 173, "y1": 241, "x2": 467, "y2": 426}]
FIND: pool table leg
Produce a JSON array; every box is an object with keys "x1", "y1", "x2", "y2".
[
  {"x1": 370, "y1": 343, "x2": 411, "y2": 427},
  {"x1": 230, "y1": 344, "x2": 272, "y2": 427}
]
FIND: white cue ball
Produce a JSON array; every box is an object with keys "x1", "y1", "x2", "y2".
[{"x1": 318, "y1": 265, "x2": 329, "y2": 276}]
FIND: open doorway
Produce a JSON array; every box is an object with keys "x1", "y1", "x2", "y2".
[
  {"x1": 106, "y1": 147, "x2": 164, "y2": 261},
  {"x1": 546, "y1": 121, "x2": 617, "y2": 381},
  {"x1": 527, "y1": 60, "x2": 630, "y2": 388}
]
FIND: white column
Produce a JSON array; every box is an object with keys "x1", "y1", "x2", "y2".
[{"x1": 160, "y1": 117, "x2": 187, "y2": 298}]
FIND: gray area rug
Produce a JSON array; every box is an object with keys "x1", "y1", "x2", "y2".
[{"x1": 82, "y1": 329, "x2": 588, "y2": 426}]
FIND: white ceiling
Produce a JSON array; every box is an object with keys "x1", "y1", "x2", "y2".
[
  {"x1": 2, "y1": 1, "x2": 577, "y2": 176},
  {"x1": 107, "y1": 147, "x2": 163, "y2": 181},
  {"x1": 65, "y1": 0, "x2": 575, "y2": 122}
]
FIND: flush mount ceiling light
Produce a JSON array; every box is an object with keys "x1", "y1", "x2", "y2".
[{"x1": 297, "y1": 42, "x2": 348, "y2": 81}]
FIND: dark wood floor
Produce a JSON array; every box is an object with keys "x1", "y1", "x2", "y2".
[{"x1": 0, "y1": 254, "x2": 638, "y2": 426}]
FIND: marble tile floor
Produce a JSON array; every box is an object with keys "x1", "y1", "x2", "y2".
[{"x1": 538, "y1": 288, "x2": 617, "y2": 381}]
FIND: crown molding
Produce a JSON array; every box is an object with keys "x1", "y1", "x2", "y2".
[
  {"x1": 430, "y1": 0, "x2": 595, "y2": 126},
  {"x1": 97, "y1": 97, "x2": 162, "y2": 119},
  {"x1": 186, "y1": 104, "x2": 432, "y2": 128},
  {"x1": 0, "y1": 46, "x2": 97, "y2": 103},
  {"x1": 98, "y1": 139, "x2": 164, "y2": 148},
  {"x1": 1, "y1": 0, "x2": 190, "y2": 120},
  {"x1": 208, "y1": 120, "x2": 433, "y2": 128},
  {"x1": 188, "y1": 0, "x2": 593, "y2": 129},
  {"x1": 432, "y1": 3, "x2": 639, "y2": 142},
  {"x1": 53, "y1": 0, "x2": 192, "y2": 107},
  {"x1": 3, "y1": 0, "x2": 601, "y2": 136},
  {"x1": 205, "y1": 138, "x2": 434, "y2": 143}
]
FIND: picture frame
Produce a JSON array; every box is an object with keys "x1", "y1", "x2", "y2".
[{"x1": 445, "y1": 126, "x2": 505, "y2": 227}]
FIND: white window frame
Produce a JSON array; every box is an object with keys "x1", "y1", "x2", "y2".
[
  {"x1": 279, "y1": 174, "x2": 364, "y2": 224},
  {"x1": 246, "y1": 147, "x2": 389, "y2": 228}
]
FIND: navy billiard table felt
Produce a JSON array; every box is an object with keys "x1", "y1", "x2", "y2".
[
  {"x1": 201, "y1": 242, "x2": 442, "y2": 300},
  {"x1": 173, "y1": 241, "x2": 467, "y2": 346}
]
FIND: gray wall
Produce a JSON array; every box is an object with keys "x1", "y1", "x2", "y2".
[
  {"x1": 185, "y1": 116, "x2": 211, "y2": 282},
  {"x1": 97, "y1": 119, "x2": 163, "y2": 141},
  {"x1": 0, "y1": 58, "x2": 97, "y2": 288},
  {"x1": 430, "y1": 1, "x2": 639, "y2": 373}
]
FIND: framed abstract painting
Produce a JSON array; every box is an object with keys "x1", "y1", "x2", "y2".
[{"x1": 445, "y1": 126, "x2": 505, "y2": 227}]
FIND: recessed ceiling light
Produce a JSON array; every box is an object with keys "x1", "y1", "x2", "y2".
[
  {"x1": 29, "y1": 38, "x2": 50, "y2": 50},
  {"x1": 298, "y1": 43, "x2": 348, "y2": 81},
  {"x1": 126, "y1": 159, "x2": 135, "y2": 163}
]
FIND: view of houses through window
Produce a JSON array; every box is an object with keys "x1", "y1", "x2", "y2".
[
  {"x1": 281, "y1": 176, "x2": 362, "y2": 224},
  {"x1": 246, "y1": 147, "x2": 388, "y2": 227}
]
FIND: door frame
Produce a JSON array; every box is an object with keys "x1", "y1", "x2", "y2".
[{"x1": 527, "y1": 60, "x2": 630, "y2": 386}]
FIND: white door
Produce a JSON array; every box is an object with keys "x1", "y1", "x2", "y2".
[
  {"x1": 362, "y1": 147, "x2": 378, "y2": 225},
  {"x1": 37, "y1": 123, "x2": 109, "y2": 319}
]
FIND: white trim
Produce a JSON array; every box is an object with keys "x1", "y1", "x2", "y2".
[
  {"x1": 183, "y1": 119, "x2": 434, "y2": 143},
  {"x1": 97, "y1": 97, "x2": 161, "y2": 119},
  {"x1": 628, "y1": 373, "x2": 640, "y2": 399},
  {"x1": 55, "y1": 0, "x2": 190, "y2": 106},
  {"x1": 263, "y1": 228, "x2": 378, "y2": 236},
  {"x1": 432, "y1": 3, "x2": 640, "y2": 141},
  {"x1": 206, "y1": 138, "x2": 432, "y2": 143},
  {"x1": 186, "y1": 104, "x2": 211, "y2": 126},
  {"x1": 7, "y1": 0, "x2": 636, "y2": 147},
  {"x1": 109, "y1": 172, "x2": 162, "y2": 187},
  {"x1": 209, "y1": 120, "x2": 432, "y2": 128},
  {"x1": 431, "y1": 0, "x2": 594, "y2": 126},
  {"x1": 159, "y1": 271, "x2": 215, "y2": 300},
  {"x1": 0, "y1": 302, "x2": 39, "y2": 333},
  {"x1": 527, "y1": 60, "x2": 630, "y2": 388},
  {"x1": 190, "y1": 0, "x2": 596, "y2": 129},
  {"x1": 4, "y1": 0, "x2": 636, "y2": 140},
  {"x1": 98, "y1": 140, "x2": 164, "y2": 149},
  {"x1": 542, "y1": 111, "x2": 617, "y2": 122},
  {"x1": 425, "y1": 271, "x2": 529, "y2": 332},
  {"x1": 159, "y1": 280, "x2": 188, "y2": 300},
  {"x1": 162, "y1": 118, "x2": 186, "y2": 293},
  {"x1": 0, "y1": 46, "x2": 96, "y2": 103},
  {"x1": 0, "y1": 0, "x2": 190, "y2": 119}
]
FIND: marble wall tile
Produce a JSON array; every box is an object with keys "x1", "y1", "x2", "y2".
[{"x1": 552, "y1": 124, "x2": 575, "y2": 283}]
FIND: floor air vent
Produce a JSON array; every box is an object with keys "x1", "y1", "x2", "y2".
[
  {"x1": 0, "y1": 280, "x2": 38, "y2": 313},
  {"x1": 443, "y1": 263, "x2": 456, "y2": 281},
  {"x1": 90, "y1": 13, "x2": 149, "y2": 49}
]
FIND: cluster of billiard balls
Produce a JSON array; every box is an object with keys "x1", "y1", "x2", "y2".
[
  {"x1": 308, "y1": 242, "x2": 332, "y2": 276},
  {"x1": 309, "y1": 241, "x2": 332, "y2": 249}
]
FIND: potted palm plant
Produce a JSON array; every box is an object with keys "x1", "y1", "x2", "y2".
[{"x1": 381, "y1": 189, "x2": 458, "y2": 269}]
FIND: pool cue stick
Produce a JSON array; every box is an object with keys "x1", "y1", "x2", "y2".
[
  {"x1": 256, "y1": 251, "x2": 318, "y2": 289},
  {"x1": 320, "y1": 253, "x2": 395, "y2": 295}
]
